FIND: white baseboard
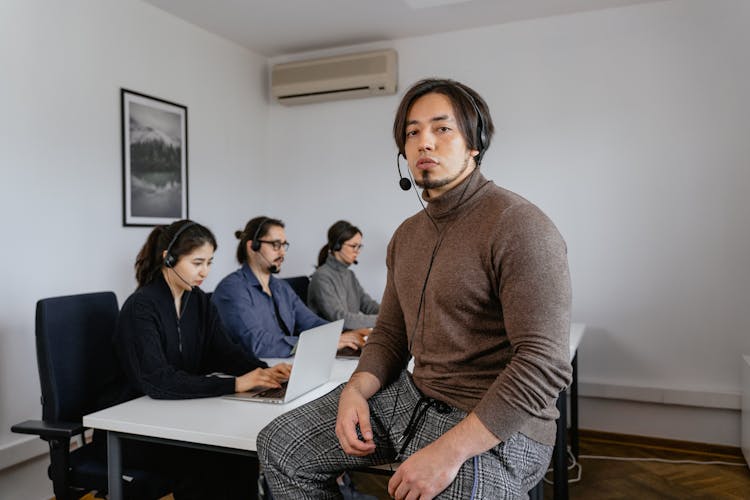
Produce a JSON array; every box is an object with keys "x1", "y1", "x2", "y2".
[
  {"x1": 578, "y1": 380, "x2": 741, "y2": 410},
  {"x1": 571, "y1": 380, "x2": 744, "y2": 446},
  {"x1": 578, "y1": 395, "x2": 741, "y2": 446},
  {"x1": 0, "y1": 435, "x2": 48, "y2": 471}
]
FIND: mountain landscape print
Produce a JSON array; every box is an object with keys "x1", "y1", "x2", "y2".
[{"x1": 122, "y1": 90, "x2": 187, "y2": 226}]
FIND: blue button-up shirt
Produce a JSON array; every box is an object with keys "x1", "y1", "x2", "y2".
[{"x1": 212, "y1": 264, "x2": 328, "y2": 358}]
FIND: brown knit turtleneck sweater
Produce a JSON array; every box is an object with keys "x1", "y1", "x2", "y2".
[{"x1": 355, "y1": 171, "x2": 572, "y2": 445}]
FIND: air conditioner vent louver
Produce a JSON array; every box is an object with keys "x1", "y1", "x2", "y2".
[{"x1": 271, "y1": 49, "x2": 397, "y2": 105}]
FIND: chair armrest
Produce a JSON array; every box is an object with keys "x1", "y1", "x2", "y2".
[{"x1": 11, "y1": 419, "x2": 84, "y2": 440}]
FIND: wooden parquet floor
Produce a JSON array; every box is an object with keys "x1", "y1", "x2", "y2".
[
  {"x1": 548, "y1": 431, "x2": 750, "y2": 499},
  {"x1": 348, "y1": 430, "x2": 750, "y2": 500}
]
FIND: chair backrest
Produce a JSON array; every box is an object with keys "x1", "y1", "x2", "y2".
[
  {"x1": 35, "y1": 292, "x2": 120, "y2": 423},
  {"x1": 283, "y1": 275, "x2": 311, "y2": 306}
]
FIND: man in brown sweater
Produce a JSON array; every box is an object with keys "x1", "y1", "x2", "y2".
[{"x1": 259, "y1": 78, "x2": 572, "y2": 499}]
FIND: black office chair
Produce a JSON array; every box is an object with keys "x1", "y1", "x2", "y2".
[
  {"x1": 283, "y1": 275, "x2": 311, "y2": 306},
  {"x1": 11, "y1": 292, "x2": 169, "y2": 500}
]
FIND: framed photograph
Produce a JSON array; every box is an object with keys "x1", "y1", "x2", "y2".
[{"x1": 121, "y1": 89, "x2": 188, "y2": 226}]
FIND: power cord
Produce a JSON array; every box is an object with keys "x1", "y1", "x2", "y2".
[
  {"x1": 543, "y1": 446, "x2": 747, "y2": 485},
  {"x1": 543, "y1": 447, "x2": 582, "y2": 485}
]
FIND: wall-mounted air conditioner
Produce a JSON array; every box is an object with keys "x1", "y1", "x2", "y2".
[{"x1": 271, "y1": 49, "x2": 397, "y2": 105}]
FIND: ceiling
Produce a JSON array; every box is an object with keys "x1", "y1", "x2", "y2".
[{"x1": 142, "y1": 0, "x2": 664, "y2": 57}]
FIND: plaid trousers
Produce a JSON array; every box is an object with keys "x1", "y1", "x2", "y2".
[{"x1": 258, "y1": 371, "x2": 552, "y2": 499}]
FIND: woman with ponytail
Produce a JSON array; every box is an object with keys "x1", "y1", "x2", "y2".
[
  {"x1": 308, "y1": 220, "x2": 380, "y2": 330},
  {"x1": 114, "y1": 219, "x2": 291, "y2": 499}
]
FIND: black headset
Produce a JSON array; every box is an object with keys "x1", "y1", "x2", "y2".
[
  {"x1": 164, "y1": 221, "x2": 196, "y2": 268},
  {"x1": 250, "y1": 218, "x2": 270, "y2": 252},
  {"x1": 330, "y1": 222, "x2": 354, "y2": 252},
  {"x1": 456, "y1": 85, "x2": 487, "y2": 165}
]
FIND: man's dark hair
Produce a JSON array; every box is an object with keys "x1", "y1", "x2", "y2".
[
  {"x1": 234, "y1": 216, "x2": 285, "y2": 264},
  {"x1": 393, "y1": 78, "x2": 494, "y2": 165}
]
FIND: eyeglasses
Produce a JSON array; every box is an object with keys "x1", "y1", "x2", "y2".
[
  {"x1": 258, "y1": 240, "x2": 290, "y2": 251},
  {"x1": 344, "y1": 243, "x2": 364, "y2": 251}
]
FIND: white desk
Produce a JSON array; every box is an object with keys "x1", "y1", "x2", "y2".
[
  {"x1": 85, "y1": 325, "x2": 585, "y2": 500},
  {"x1": 84, "y1": 358, "x2": 358, "y2": 499}
]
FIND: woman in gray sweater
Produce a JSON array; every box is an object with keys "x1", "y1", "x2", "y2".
[{"x1": 308, "y1": 220, "x2": 380, "y2": 329}]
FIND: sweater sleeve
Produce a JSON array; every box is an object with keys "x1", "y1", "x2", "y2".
[
  {"x1": 309, "y1": 270, "x2": 378, "y2": 329},
  {"x1": 354, "y1": 274, "x2": 380, "y2": 316},
  {"x1": 472, "y1": 203, "x2": 573, "y2": 442},
  {"x1": 358, "y1": 284, "x2": 380, "y2": 316},
  {"x1": 354, "y1": 236, "x2": 411, "y2": 386},
  {"x1": 115, "y1": 297, "x2": 237, "y2": 399}
]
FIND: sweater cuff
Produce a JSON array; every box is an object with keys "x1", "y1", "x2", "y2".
[
  {"x1": 353, "y1": 349, "x2": 394, "y2": 388},
  {"x1": 472, "y1": 397, "x2": 530, "y2": 443},
  {"x1": 221, "y1": 377, "x2": 237, "y2": 395}
]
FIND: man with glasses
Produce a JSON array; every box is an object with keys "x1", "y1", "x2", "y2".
[{"x1": 212, "y1": 216, "x2": 366, "y2": 358}]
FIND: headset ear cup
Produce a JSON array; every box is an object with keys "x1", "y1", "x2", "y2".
[
  {"x1": 250, "y1": 218, "x2": 269, "y2": 252},
  {"x1": 331, "y1": 221, "x2": 354, "y2": 251},
  {"x1": 163, "y1": 221, "x2": 196, "y2": 269},
  {"x1": 475, "y1": 107, "x2": 486, "y2": 159}
]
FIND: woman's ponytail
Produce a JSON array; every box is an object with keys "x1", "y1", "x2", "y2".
[{"x1": 135, "y1": 226, "x2": 165, "y2": 288}]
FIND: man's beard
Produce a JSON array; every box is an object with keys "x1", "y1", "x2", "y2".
[{"x1": 414, "y1": 156, "x2": 471, "y2": 190}]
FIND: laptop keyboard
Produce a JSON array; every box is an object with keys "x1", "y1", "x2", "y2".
[{"x1": 257, "y1": 381, "x2": 288, "y2": 399}]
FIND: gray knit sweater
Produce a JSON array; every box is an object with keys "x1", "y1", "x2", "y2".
[
  {"x1": 355, "y1": 171, "x2": 572, "y2": 446},
  {"x1": 307, "y1": 254, "x2": 380, "y2": 329}
]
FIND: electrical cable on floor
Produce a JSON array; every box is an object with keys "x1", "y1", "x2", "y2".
[
  {"x1": 543, "y1": 446, "x2": 747, "y2": 485},
  {"x1": 543, "y1": 448, "x2": 582, "y2": 485}
]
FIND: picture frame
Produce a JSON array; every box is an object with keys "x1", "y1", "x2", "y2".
[{"x1": 121, "y1": 88, "x2": 188, "y2": 226}]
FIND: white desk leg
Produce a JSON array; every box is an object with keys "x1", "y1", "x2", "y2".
[{"x1": 107, "y1": 431, "x2": 123, "y2": 500}]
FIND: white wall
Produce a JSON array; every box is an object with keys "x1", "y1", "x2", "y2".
[
  {"x1": 267, "y1": 0, "x2": 750, "y2": 445},
  {"x1": 0, "y1": 0, "x2": 269, "y2": 495}
]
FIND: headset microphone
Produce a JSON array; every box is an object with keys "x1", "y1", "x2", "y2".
[
  {"x1": 171, "y1": 267, "x2": 194, "y2": 289},
  {"x1": 257, "y1": 249, "x2": 280, "y2": 274},
  {"x1": 396, "y1": 153, "x2": 412, "y2": 191}
]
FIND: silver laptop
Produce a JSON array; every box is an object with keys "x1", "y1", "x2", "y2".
[{"x1": 223, "y1": 319, "x2": 343, "y2": 404}]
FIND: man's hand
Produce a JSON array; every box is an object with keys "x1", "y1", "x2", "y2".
[
  {"x1": 266, "y1": 362, "x2": 292, "y2": 381},
  {"x1": 387, "y1": 441, "x2": 463, "y2": 500},
  {"x1": 234, "y1": 363, "x2": 291, "y2": 393},
  {"x1": 335, "y1": 373, "x2": 380, "y2": 456},
  {"x1": 388, "y1": 412, "x2": 501, "y2": 499},
  {"x1": 337, "y1": 329, "x2": 368, "y2": 351}
]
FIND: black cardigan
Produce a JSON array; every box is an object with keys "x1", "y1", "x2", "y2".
[{"x1": 114, "y1": 275, "x2": 267, "y2": 399}]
